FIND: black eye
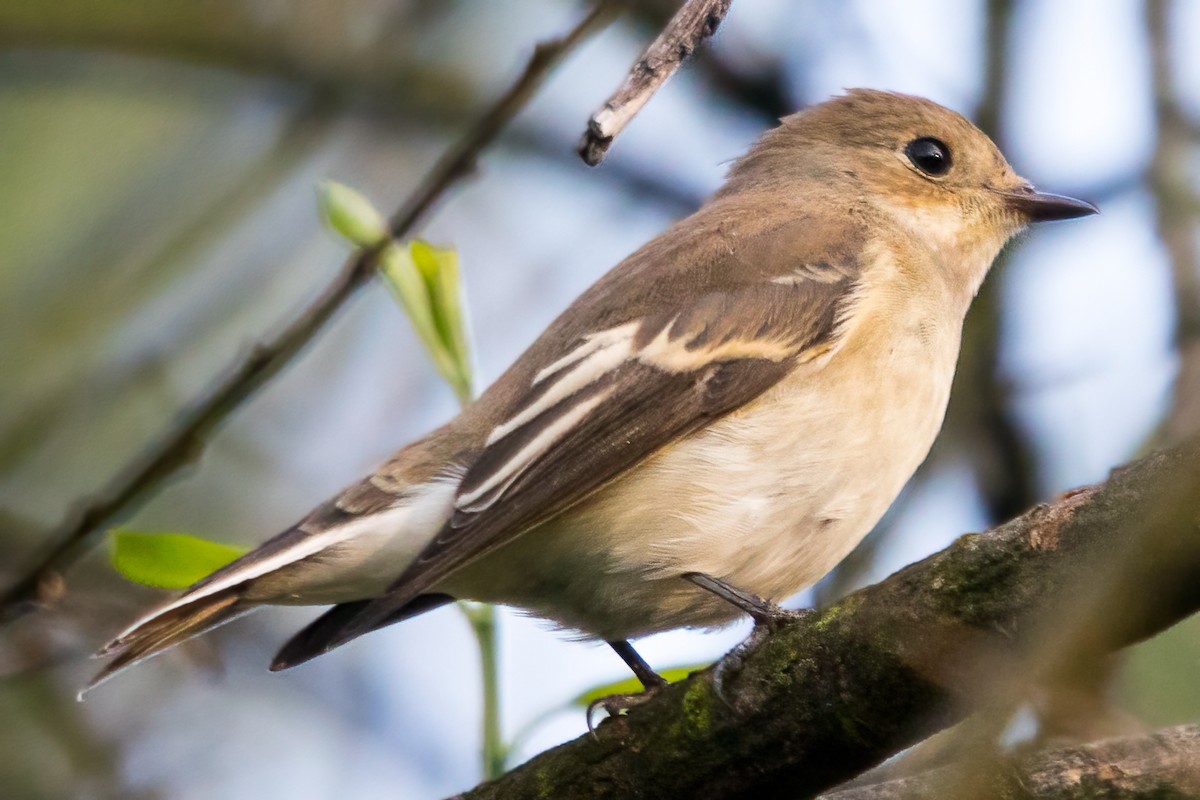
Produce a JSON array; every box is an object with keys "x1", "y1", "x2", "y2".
[{"x1": 905, "y1": 137, "x2": 952, "y2": 177}]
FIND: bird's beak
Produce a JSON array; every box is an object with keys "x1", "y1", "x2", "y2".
[{"x1": 996, "y1": 184, "x2": 1099, "y2": 222}]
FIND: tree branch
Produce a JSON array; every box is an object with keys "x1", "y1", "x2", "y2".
[
  {"x1": 579, "y1": 0, "x2": 734, "y2": 165},
  {"x1": 819, "y1": 724, "x2": 1200, "y2": 800},
  {"x1": 0, "y1": 0, "x2": 617, "y2": 623},
  {"x1": 455, "y1": 438, "x2": 1200, "y2": 799}
]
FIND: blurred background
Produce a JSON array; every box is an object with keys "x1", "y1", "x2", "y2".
[{"x1": 1, "y1": 0, "x2": 1198, "y2": 797}]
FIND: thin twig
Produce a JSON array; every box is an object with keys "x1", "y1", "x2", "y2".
[
  {"x1": 0, "y1": 0, "x2": 617, "y2": 623},
  {"x1": 578, "y1": 0, "x2": 733, "y2": 166}
]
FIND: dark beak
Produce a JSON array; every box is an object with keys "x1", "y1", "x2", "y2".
[{"x1": 997, "y1": 185, "x2": 1099, "y2": 222}]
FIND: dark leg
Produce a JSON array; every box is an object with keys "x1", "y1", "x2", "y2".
[
  {"x1": 682, "y1": 571, "x2": 803, "y2": 629},
  {"x1": 608, "y1": 640, "x2": 668, "y2": 689},
  {"x1": 587, "y1": 640, "x2": 669, "y2": 733}
]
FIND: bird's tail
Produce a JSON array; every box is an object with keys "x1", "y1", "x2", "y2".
[
  {"x1": 83, "y1": 476, "x2": 462, "y2": 697},
  {"x1": 81, "y1": 589, "x2": 250, "y2": 698}
]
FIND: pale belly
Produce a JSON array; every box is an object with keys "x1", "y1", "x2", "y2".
[{"x1": 447, "y1": 320, "x2": 960, "y2": 641}]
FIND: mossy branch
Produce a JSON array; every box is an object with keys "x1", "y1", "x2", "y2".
[{"x1": 456, "y1": 438, "x2": 1200, "y2": 799}]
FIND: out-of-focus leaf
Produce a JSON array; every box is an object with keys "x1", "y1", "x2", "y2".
[
  {"x1": 380, "y1": 243, "x2": 446, "y2": 359},
  {"x1": 416, "y1": 241, "x2": 473, "y2": 394},
  {"x1": 571, "y1": 665, "x2": 705, "y2": 707},
  {"x1": 313, "y1": 179, "x2": 473, "y2": 401},
  {"x1": 317, "y1": 180, "x2": 388, "y2": 247},
  {"x1": 380, "y1": 240, "x2": 473, "y2": 403},
  {"x1": 108, "y1": 529, "x2": 248, "y2": 590}
]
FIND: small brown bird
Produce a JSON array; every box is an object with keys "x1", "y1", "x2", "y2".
[{"x1": 87, "y1": 89, "x2": 1096, "y2": 696}]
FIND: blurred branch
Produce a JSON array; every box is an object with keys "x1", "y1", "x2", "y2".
[
  {"x1": 0, "y1": 0, "x2": 618, "y2": 623},
  {"x1": 0, "y1": 0, "x2": 720, "y2": 220},
  {"x1": 946, "y1": 0, "x2": 1039, "y2": 524},
  {"x1": 0, "y1": 94, "x2": 340, "y2": 475},
  {"x1": 819, "y1": 724, "x2": 1200, "y2": 800},
  {"x1": 0, "y1": 1, "x2": 472, "y2": 121},
  {"x1": 579, "y1": 0, "x2": 734, "y2": 165},
  {"x1": 1147, "y1": 0, "x2": 1200, "y2": 445},
  {"x1": 457, "y1": 438, "x2": 1200, "y2": 799}
]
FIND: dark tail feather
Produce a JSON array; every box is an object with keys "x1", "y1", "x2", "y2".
[
  {"x1": 270, "y1": 593, "x2": 454, "y2": 671},
  {"x1": 81, "y1": 591, "x2": 249, "y2": 698}
]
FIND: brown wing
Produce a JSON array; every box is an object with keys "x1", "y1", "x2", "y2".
[{"x1": 320, "y1": 245, "x2": 863, "y2": 650}]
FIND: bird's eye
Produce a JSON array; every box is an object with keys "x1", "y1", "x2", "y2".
[{"x1": 905, "y1": 137, "x2": 952, "y2": 177}]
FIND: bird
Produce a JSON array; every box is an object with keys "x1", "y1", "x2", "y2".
[{"x1": 86, "y1": 89, "x2": 1097, "y2": 697}]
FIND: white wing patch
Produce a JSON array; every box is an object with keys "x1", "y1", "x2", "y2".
[
  {"x1": 532, "y1": 322, "x2": 639, "y2": 387},
  {"x1": 488, "y1": 323, "x2": 638, "y2": 446},
  {"x1": 639, "y1": 319, "x2": 795, "y2": 372},
  {"x1": 457, "y1": 386, "x2": 614, "y2": 512},
  {"x1": 770, "y1": 261, "x2": 854, "y2": 286}
]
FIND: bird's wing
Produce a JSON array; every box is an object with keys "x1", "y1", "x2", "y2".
[{"x1": 320, "y1": 213, "x2": 867, "y2": 650}]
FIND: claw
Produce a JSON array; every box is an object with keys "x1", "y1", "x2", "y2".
[
  {"x1": 586, "y1": 685, "x2": 664, "y2": 735},
  {"x1": 708, "y1": 649, "x2": 743, "y2": 709},
  {"x1": 587, "y1": 639, "x2": 670, "y2": 735}
]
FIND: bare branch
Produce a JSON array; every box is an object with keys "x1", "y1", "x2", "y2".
[
  {"x1": 0, "y1": 1, "x2": 617, "y2": 623},
  {"x1": 820, "y1": 725, "x2": 1200, "y2": 800},
  {"x1": 455, "y1": 439, "x2": 1200, "y2": 799},
  {"x1": 579, "y1": 0, "x2": 733, "y2": 166}
]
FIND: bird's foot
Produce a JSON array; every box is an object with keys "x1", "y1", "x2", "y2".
[
  {"x1": 588, "y1": 640, "x2": 670, "y2": 735},
  {"x1": 586, "y1": 681, "x2": 666, "y2": 735}
]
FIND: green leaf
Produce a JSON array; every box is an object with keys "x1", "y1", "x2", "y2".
[
  {"x1": 317, "y1": 180, "x2": 388, "y2": 247},
  {"x1": 571, "y1": 665, "x2": 705, "y2": 707},
  {"x1": 108, "y1": 530, "x2": 248, "y2": 590},
  {"x1": 380, "y1": 244, "x2": 447, "y2": 358},
  {"x1": 380, "y1": 240, "x2": 474, "y2": 403},
  {"x1": 422, "y1": 242, "x2": 474, "y2": 397}
]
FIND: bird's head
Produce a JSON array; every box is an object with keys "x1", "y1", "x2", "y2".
[{"x1": 723, "y1": 89, "x2": 1096, "y2": 282}]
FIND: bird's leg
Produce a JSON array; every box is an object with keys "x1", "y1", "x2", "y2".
[
  {"x1": 587, "y1": 640, "x2": 668, "y2": 733},
  {"x1": 683, "y1": 572, "x2": 810, "y2": 706},
  {"x1": 682, "y1": 571, "x2": 807, "y2": 632},
  {"x1": 609, "y1": 640, "x2": 669, "y2": 690}
]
